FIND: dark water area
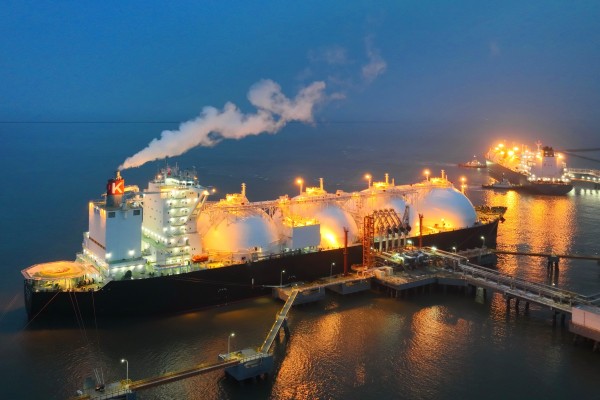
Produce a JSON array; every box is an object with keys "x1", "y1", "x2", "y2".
[{"x1": 1, "y1": 122, "x2": 600, "y2": 399}]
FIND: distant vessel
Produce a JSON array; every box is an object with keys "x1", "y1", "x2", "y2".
[
  {"x1": 482, "y1": 177, "x2": 517, "y2": 191},
  {"x1": 459, "y1": 156, "x2": 486, "y2": 169},
  {"x1": 486, "y1": 141, "x2": 573, "y2": 195},
  {"x1": 22, "y1": 168, "x2": 504, "y2": 319}
]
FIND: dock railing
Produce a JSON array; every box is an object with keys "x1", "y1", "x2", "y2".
[
  {"x1": 421, "y1": 248, "x2": 591, "y2": 311},
  {"x1": 259, "y1": 289, "x2": 298, "y2": 354}
]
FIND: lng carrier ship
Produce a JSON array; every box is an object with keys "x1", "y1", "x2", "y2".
[
  {"x1": 22, "y1": 167, "x2": 503, "y2": 319},
  {"x1": 485, "y1": 141, "x2": 573, "y2": 195}
]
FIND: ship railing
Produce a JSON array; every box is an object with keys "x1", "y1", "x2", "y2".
[
  {"x1": 169, "y1": 222, "x2": 189, "y2": 228},
  {"x1": 218, "y1": 351, "x2": 267, "y2": 363},
  {"x1": 166, "y1": 203, "x2": 192, "y2": 209},
  {"x1": 88, "y1": 387, "x2": 132, "y2": 400},
  {"x1": 566, "y1": 168, "x2": 600, "y2": 177},
  {"x1": 203, "y1": 248, "x2": 316, "y2": 265},
  {"x1": 199, "y1": 188, "x2": 421, "y2": 214}
]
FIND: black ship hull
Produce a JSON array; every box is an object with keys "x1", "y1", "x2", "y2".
[
  {"x1": 25, "y1": 220, "x2": 500, "y2": 320},
  {"x1": 486, "y1": 160, "x2": 572, "y2": 195}
]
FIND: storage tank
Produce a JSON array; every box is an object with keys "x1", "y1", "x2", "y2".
[
  {"x1": 345, "y1": 173, "x2": 407, "y2": 217},
  {"x1": 409, "y1": 187, "x2": 477, "y2": 230},
  {"x1": 290, "y1": 186, "x2": 358, "y2": 248},
  {"x1": 201, "y1": 211, "x2": 279, "y2": 257},
  {"x1": 197, "y1": 185, "x2": 279, "y2": 260},
  {"x1": 359, "y1": 191, "x2": 407, "y2": 216}
]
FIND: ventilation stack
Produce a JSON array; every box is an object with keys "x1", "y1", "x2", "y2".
[{"x1": 106, "y1": 171, "x2": 125, "y2": 208}]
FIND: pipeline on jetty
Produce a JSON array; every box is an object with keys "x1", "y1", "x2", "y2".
[{"x1": 493, "y1": 249, "x2": 600, "y2": 263}]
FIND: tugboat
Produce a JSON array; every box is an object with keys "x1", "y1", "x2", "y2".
[
  {"x1": 482, "y1": 177, "x2": 517, "y2": 191},
  {"x1": 459, "y1": 156, "x2": 486, "y2": 169}
]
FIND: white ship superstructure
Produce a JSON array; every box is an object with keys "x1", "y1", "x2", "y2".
[
  {"x1": 141, "y1": 166, "x2": 210, "y2": 271},
  {"x1": 81, "y1": 171, "x2": 144, "y2": 277},
  {"x1": 529, "y1": 144, "x2": 569, "y2": 183}
]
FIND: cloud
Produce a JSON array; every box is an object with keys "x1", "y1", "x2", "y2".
[
  {"x1": 119, "y1": 80, "x2": 326, "y2": 170},
  {"x1": 362, "y1": 36, "x2": 387, "y2": 83}
]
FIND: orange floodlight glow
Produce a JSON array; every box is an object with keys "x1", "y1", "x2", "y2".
[{"x1": 296, "y1": 178, "x2": 304, "y2": 195}]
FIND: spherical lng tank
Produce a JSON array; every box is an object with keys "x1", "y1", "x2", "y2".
[
  {"x1": 409, "y1": 186, "x2": 477, "y2": 230},
  {"x1": 199, "y1": 210, "x2": 279, "y2": 259},
  {"x1": 359, "y1": 189, "x2": 407, "y2": 216},
  {"x1": 291, "y1": 196, "x2": 359, "y2": 249}
]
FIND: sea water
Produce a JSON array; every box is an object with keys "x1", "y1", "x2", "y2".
[{"x1": 1, "y1": 123, "x2": 599, "y2": 399}]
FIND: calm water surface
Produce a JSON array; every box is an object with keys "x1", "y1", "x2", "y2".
[{"x1": 1, "y1": 123, "x2": 599, "y2": 399}]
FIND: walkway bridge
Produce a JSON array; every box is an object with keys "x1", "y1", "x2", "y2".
[
  {"x1": 259, "y1": 289, "x2": 298, "y2": 353},
  {"x1": 74, "y1": 287, "x2": 301, "y2": 399},
  {"x1": 566, "y1": 168, "x2": 600, "y2": 188},
  {"x1": 420, "y1": 248, "x2": 595, "y2": 313},
  {"x1": 493, "y1": 249, "x2": 600, "y2": 263},
  {"x1": 566, "y1": 168, "x2": 600, "y2": 179},
  {"x1": 73, "y1": 358, "x2": 240, "y2": 400}
]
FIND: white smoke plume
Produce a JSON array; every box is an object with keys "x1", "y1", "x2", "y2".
[{"x1": 119, "y1": 79, "x2": 326, "y2": 170}]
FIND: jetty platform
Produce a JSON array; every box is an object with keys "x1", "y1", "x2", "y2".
[{"x1": 566, "y1": 168, "x2": 600, "y2": 189}]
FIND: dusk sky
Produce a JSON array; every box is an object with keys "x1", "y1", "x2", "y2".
[{"x1": 2, "y1": 2, "x2": 600, "y2": 143}]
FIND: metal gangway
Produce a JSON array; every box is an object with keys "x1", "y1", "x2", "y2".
[
  {"x1": 75, "y1": 359, "x2": 241, "y2": 400},
  {"x1": 566, "y1": 168, "x2": 600, "y2": 187},
  {"x1": 75, "y1": 290, "x2": 300, "y2": 399},
  {"x1": 566, "y1": 168, "x2": 600, "y2": 178},
  {"x1": 421, "y1": 248, "x2": 593, "y2": 313},
  {"x1": 259, "y1": 289, "x2": 298, "y2": 353}
]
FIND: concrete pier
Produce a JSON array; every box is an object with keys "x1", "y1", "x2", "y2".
[
  {"x1": 570, "y1": 305, "x2": 600, "y2": 350},
  {"x1": 273, "y1": 286, "x2": 325, "y2": 304},
  {"x1": 327, "y1": 279, "x2": 371, "y2": 294},
  {"x1": 219, "y1": 349, "x2": 274, "y2": 381}
]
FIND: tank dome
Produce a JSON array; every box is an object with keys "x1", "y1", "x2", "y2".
[
  {"x1": 198, "y1": 185, "x2": 280, "y2": 258},
  {"x1": 345, "y1": 174, "x2": 407, "y2": 218},
  {"x1": 291, "y1": 201, "x2": 358, "y2": 249},
  {"x1": 200, "y1": 211, "x2": 279, "y2": 257},
  {"x1": 360, "y1": 193, "x2": 407, "y2": 216},
  {"x1": 409, "y1": 187, "x2": 477, "y2": 230}
]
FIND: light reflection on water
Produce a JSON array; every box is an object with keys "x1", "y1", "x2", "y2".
[
  {"x1": 2, "y1": 189, "x2": 600, "y2": 399},
  {"x1": 471, "y1": 187, "x2": 600, "y2": 294},
  {"x1": 2, "y1": 126, "x2": 600, "y2": 399}
]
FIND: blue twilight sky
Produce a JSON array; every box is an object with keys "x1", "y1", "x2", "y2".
[{"x1": 2, "y1": 1, "x2": 600, "y2": 133}]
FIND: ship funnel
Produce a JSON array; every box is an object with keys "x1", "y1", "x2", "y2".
[
  {"x1": 241, "y1": 183, "x2": 246, "y2": 197},
  {"x1": 385, "y1": 173, "x2": 389, "y2": 184},
  {"x1": 106, "y1": 171, "x2": 125, "y2": 208},
  {"x1": 319, "y1": 178, "x2": 323, "y2": 190}
]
